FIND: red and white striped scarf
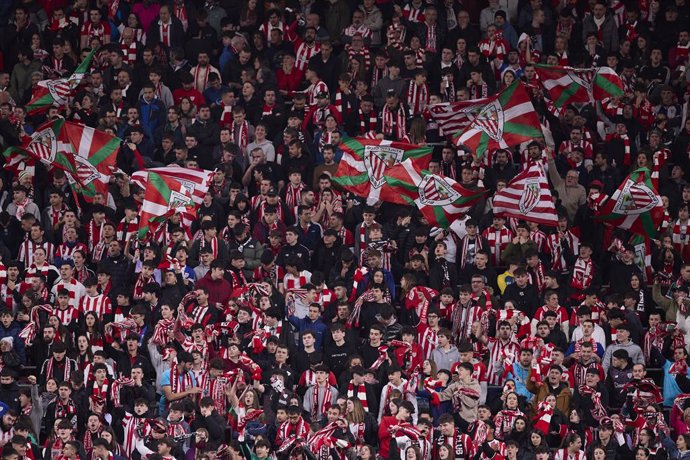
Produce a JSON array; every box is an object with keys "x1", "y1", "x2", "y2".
[
  {"x1": 121, "y1": 413, "x2": 147, "y2": 457},
  {"x1": 311, "y1": 384, "x2": 332, "y2": 421},
  {"x1": 370, "y1": 66, "x2": 388, "y2": 89},
  {"x1": 571, "y1": 257, "x2": 593, "y2": 291},
  {"x1": 418, "y1": 324, "x2": 438, "y2": 359},
  {"x1": 528, "y1": 261, "x2": 545, "y2": 292},
  {"x1": 577, "y1": 384, "x2": 607, "y2": 420},
  {"x1": 458, "y1": 235, "x2": 484, "y2": 270},
  {"x1": 406, "y1": 81, "x2": 429, "y2": 114},
  {"x1": 132, "y1": 273, "x2": 153, "y2": 301},
  {"x1": 284, "y1": 182, "x2": 305, "y2": 209},
  {"x1": 346, "y1": 381, "x2": 368, "y2": 411},
  {"x1": 546, "y1": 231, "x2": 579, "y2": 272},
  {"x1": 200, "y1": 373, "x2": 229, "y2": 414},
  {"x1": 425, "y1": 23, "x2": 437, "y2": 52},
  {"x1": 169, "y1": 364, "x2": 193, "y2": 395},
  {"x1": 232, "y1": 120, "x2": 249, "y2": 152},
  {"x1": 88, "y1": 220, "x2": 104, "y2": 252},
  {"x1": 121, "y1": 40, "x2": 138, "y2": 65},
  {"x1": 55, "y1": 397, "x2": 77, "y2": 418},
  {"x1": 117, "y1": 217, "x2": 138, "y2": 242},
  {"x1": 110, "y1": 377, "x2": 135, "y2": 408},
  {"x1": 173, "y1": 3, "x2": 188, "y2": 30},
  {"x1": 381, "y1": 105, "x2": 406, "y2": 139},
  {"x1": 346, "y1": 45, "x2": 371, "y2": 70},
  {"x1": 198, "y1": 237, "x2": 218, "y2": 259}
]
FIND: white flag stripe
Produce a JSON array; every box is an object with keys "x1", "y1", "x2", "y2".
[{"x1": 76, "y1": 127, "x2": 94, "y2": 158}]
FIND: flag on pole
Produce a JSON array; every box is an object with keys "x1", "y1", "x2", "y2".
[
  {"x1": 138, "y1": 172, "x2": 195, "y2": 240},
  {"x1": 535, "y1": 64, "x2": 624, "y2": 107},
  {"x1": 333, "y1": 137, "x2": 432, "y2": 205},
  {"x1": 131, "y1": 166, "x2": 214, "y2": 205},
  {"x1": 26, "y1": 48, "x2": 98, "y2": 115},
  {"x1": 384, "y1": 159, "x2": 486, "y2": 228},
  {"x1": 427, "y1": 97, "x2": 492, "y2": 136},
  {"x1": 452, "y1": 82, "x2": 543, "y2": 158},
  {"x1": 595, "y1": 167, "x2": 663, "y2": 236},
  {"x1": 492, "y1": 161, "x2": 558, "y2": 226}
]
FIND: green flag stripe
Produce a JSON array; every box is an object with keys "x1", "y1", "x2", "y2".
[
  {"x1": 595, "y1": 75, "x2": 623, "y2": 96},
  {"x1": 385, "y1": 175, "x2": 418, "y2": 193},
  {"x1": 503, "y1": 122, "x2": 542, "y2": 137},
  {"x1": 74, "y1": 48, "x2": 98, "y2": 74},
  {"x1": 432, "y1": 206, "x2": 450, "y2": 228},
  {"x1": 149, "y1": 173, "x2": 173, "y2": 202},
  {"x1": 499, "y1": 81, "x2": 518, "y2": 101},
  {"x1": 555, "y1": 84, "x2": 582, "y2": 107},
  {"x1": 333, "y1": 172, "x2": 368, "y2": 187},
  {"x1": 88, "y1": 138, "x2": 121, "y2": 166},
  {"x1": 476, "y1": 133, "x2": 489, "y2": 158},
  {"x1": 26, "y1": 93, "x2": 54, "y2": 110}
]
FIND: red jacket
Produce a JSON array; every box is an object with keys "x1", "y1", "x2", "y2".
[
  {"x1": 194, "y1": 272, "x2": 232, "y2": 307},
  {"x1": 276, "y1": 68, "x2": 304, "y2": 97}
]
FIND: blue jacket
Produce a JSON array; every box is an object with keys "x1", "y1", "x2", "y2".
[
  {"x1": 288, "y1": 316, "x2": 328, "y2": 350},
  {"x1": 0, "y1": 321, "x2": 26, "y2": 364},
  {"x1": 136, "y1": 96, "x2": 166, "y2": 141}
]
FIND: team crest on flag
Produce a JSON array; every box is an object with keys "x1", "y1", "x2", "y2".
[
  {"x1": 471, "y1": 100, "x2": 504, "y2": 141},
  {"x1": 168, "y1": 188, "x2": 191, "y2": 209},
  {"x1": 73, "y1": 155, "x2": 100, "y2": 185},
  {"x1": 27, "y1": 127, "x2": 58, "y2": 163},
  {"x1": 364, "y1": 145, "x2": 405, "y2": 188},
  {"x1": 418, "y1": 175, "x2": 461, "y2": 207},
  {"x1": 612, "y1": 180, "x2": 660, "y2": 215},
  {"x1": 520, "y1": 179, "x2": 541, "y2": 213},
  {"x1": 41, "y1": 79, "x2": 71, "y2": 105},
  {"x1": 566, "y1": 69, "x2": 593, "y2": 93}
]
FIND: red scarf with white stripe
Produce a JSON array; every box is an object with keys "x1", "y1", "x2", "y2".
[
  {"x1": 406, "y1": 80, "x2": 429, "y2": 114},
  {"x1": 311, "y1": 383, "x2": 332, "y2": 421},
  {"x1": 381, "y1": 104, "x2": 406, "y2": 139},
  {"x1": 346, "y1": 381, "x2": 368, "y2": 411},
  {"x1": 571, "y1": 257, "x2": 593, "y2": 291},
  {"x1": 232, "y1": 120, "x2": 249, "y2": 152},
  {"x1": 284, "y1": 182, "x2": 305, "y2": 209}
]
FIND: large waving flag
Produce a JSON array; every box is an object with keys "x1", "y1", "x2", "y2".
[
  {"x1": 535, "y1": 64, "x2": 624, "y2": 107},
  {"x1": 63, "y1": 122, "x2": 120, "y2": 201},
  {"x1": 595, "y1": 168, "x2": 663, "y2": 236},
  {"x1": 333, "y1": 138, "x2": 432, "y2": 205},
  {"x1": 3, "y1": 120, "x2": 120, "y2": 202},
  {"x1": 132, "y1": 166, "x2": 214, "y2": 205},
  {"x1": 453, "y1": 82, "x2": 543, "y2": 158},
  {"x1": 492, "y1": 161, "x2": 558, "y2": 226},
  {"x1": 3, "y1": 119, "x2": 78, "y2": 174},
  {"x1": 427, "y1": 97, "x2": 492, "y2": 136},
  {"x1": 383, "y1": 159, "x2": 485, "y2": 228},
  {"x1": 27, "y1": 48, "x2": 97, "y2": 115},
  {"x1": 138, "y1": 172, "x2": 195, "y2": 240}
]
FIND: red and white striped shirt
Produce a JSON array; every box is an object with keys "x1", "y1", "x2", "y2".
[
  {"x1": 53, "y1": 305, "x2": 80, "y2": 326},
  {"x1": 481, "y1": 226, "x2": 513, "y2": 266},
  {"x1": 295, "y1": 42, "x2": 320, "y2": 71},
  {"x1": 417, "y1": 322, "x2": 439, "y2": 359},
  {"x1": 80, "y1": 293, "x2": 112, "y2": 317},
  {"x1": 406, "y1": 80, "x2": 429, "y2": 115},
  {"x1": 546, "y1": 231, "x2": 579, "y2": 272},
  {"x1": 487, "y1": 337, "x2": 520, "y2": 385},
  {"x1": 55, "y1": 242, "x2": 88, "y2": 263},
  {"x1": 304, "y1": 79, "x2": 329, "y2": 107},
  {"x1": 19, "y1": 239, "x2": 55, "y2": 265}
]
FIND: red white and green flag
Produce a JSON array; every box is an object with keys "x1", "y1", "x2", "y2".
[
  {"x1": 26, "y1": 47, "x2": 97, "y2": 115},
  {"x1": 63, "y1": 122, "x2": 120, "y2": 201},
  {"x1": 384, "y1": 159, "x2": 485, "y2": 228},
  {"x1": 491, "y1": 161, "x2": 558, "y2": 226},
  {"x1": 535, "y1": 64, "x2": 624, "y2": 107},
  {"x1": 333, "y1": 137, "x2": 432, "y2": 204},
  {"x1": 453, "y1": 81, "x2": 543, "y2": 158},
  {"x1": 131, "y1": 166, "x2": 214, "y2": 206},
  {"x1": 595, "y1": 167, "x2": 663, "y2": 236},
  {"x1": 427, "y1": 96, "x2": 492, "y2": 136},
  {"x1": 138, "y1": 172, "x2": 195, "y2": 240},
  {"x1": 2, "y1": 119, "x2": 78, "y2": 175}
]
